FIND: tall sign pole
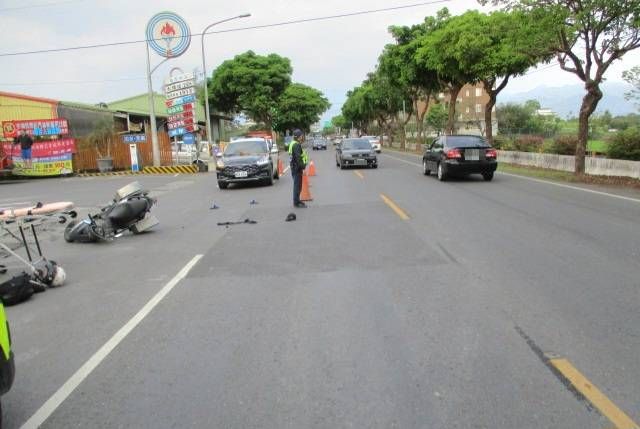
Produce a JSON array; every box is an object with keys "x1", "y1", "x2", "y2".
[
  {"x1": 145, "y1": 11, "x2": 192, "y2": 167},
  {"x1": 145, "y1": 42, "x2": 161, "y2": 166}
]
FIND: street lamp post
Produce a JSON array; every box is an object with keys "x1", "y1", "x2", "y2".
[{"x1": 201, "y1": 13, "x2": 251, "y2": 145}]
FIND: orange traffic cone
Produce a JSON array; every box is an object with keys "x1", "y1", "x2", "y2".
[
  {"x1": 300, "y1": 174, "x2": 313, "y2": 201},
  {"x1": 307, "y1": 160, "x2": 316, "y2": 176},
  {"x1": 278, "y1": 159, "x2": 284, "y2": 176}
]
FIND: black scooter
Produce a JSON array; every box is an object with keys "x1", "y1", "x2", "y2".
[{"x1": 64, "y1": 182, "x2": 158, "y2": 243}]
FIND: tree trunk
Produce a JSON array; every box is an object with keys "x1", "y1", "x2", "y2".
[
  {"x1": 446, "y1": 85, "x2": 461, "y2": 135},
  {"x1": 485, "y1": 94, "x2": 496, "y2": 145},
  {"x1": 416, "y1": 94, "x2": 429, "y2": 144},
  {"x1": 576, "y1": 82, "x2": 603, "y2": 174}
]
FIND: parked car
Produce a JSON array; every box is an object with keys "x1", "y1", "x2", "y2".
[
  {"x1": 362, "y1": 135, "x2": 381, "y2": 153},
  {"x1": 336, "y1": 138, "x2": 378, "y2": 169},
  {"x1": 312, "y1": 139, "x2": 327, "y2": 150},
  {"x1": 422, "y1": 135, "x2": 497, "y2": 181},
  {"x1": 171, "y1": 142, "x2": 210, "y2": 164},
  {"x1": 216, "y1": 138, "x2": 279, "y2": 189}
]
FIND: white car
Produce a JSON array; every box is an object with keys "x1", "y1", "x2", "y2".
[
  {"x1": 362, "y1": 135, "x2": 381, "y2": 153},
  {"x1": 171, "y1": 142, "x2": 210, "y2": 164}
]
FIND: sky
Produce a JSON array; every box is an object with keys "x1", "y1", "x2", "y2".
[{"x1": 1, "y1": 0, "x2": 639, "y2": 123}]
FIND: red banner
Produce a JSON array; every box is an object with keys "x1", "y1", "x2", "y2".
[
  {"x1": 2, "y1": 119, "x2": 69, "y2": 138},
  {"x1": 2, "y1": 139, "x2": 76, "y2": 157}
]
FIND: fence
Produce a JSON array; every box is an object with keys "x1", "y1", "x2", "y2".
[
  {"x1": 73, "y1": 131, "x2": 174, "y2": 172},
  {"x1": 497, "y1": 150, "x2": 640, "y2": 179}
]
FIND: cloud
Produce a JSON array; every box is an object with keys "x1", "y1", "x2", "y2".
[{"x1": 1, "y1": 0, "x2": 637, "y2": 121}]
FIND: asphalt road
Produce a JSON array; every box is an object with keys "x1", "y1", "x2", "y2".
[{"x1": 1, "y1": 145, "x2": 639, "y2": 428}]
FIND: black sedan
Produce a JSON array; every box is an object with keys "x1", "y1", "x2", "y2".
[
  {"x1": 312, "y1": 139, "x2": 327, "y2": 150},
  {"x1": 336, "y1": 138, "x2": 378, "y2": 169},
  {"x1": 216, "y1": 138, "x2": 278, "y2": 189},
  {"x1": 422, "y1": 135, "x2": 497, "y2": 181}
]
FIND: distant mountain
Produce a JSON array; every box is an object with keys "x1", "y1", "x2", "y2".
[{"x1": 499, "y1": 82, "x2": 636, "y2": 118}]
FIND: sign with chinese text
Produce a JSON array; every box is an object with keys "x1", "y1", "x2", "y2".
[
  {"x1": 3, "y1": 139, "x2": 76, "y2": 176},
  {"x1": 2, "y1": 119, "x2": 69, "y2": 138},
  {"x1": 123, "y1": 134, "x2": 146, "y2": 143}
]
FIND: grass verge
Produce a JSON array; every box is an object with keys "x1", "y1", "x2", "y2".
[{"x1": 498, "y1": 163, "x2": 640, "y2": 190}]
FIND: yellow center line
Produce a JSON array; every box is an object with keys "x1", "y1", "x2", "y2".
[
  {"x1": 549, "y1": 358, "x2": 639, "y2": 429},
  {"x1": 380, "y1": 194, "x2": 410, "y2": 220},
  {"x1": 353, "y1": 170, "x2": 364, "y2": 179}
]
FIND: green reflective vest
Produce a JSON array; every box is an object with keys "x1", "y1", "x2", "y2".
[
  {"x1": 288, "y1": 140, "x2": 309, "y2": 165},
  {"x1": 0, "y1": 303, "x2": 11, "y2": 360}
]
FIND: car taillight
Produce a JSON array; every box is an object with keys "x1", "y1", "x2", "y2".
[
  {"x1": 485, "y1": 148, "x2": 497, "y2": 158},
  {"x1": 445, "y1": 148, "x2": 462, "y2": 159}
]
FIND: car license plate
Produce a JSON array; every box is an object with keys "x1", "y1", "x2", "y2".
[
  {"x1": 465, "y1": 149, "x2": 480, "y2": 161},
  {"x1": 234, "y1": 171, "x2": 248, "y2": 178},
  {"x1": 355, "y1": 159, "x2": 367, "y2": 165}
]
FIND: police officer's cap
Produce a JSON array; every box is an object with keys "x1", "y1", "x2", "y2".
[{"x1": 293, "y1": 129, "x2": 303, "y2": 137}]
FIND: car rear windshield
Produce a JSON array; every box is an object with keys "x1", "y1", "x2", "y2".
[
  {"x1": 342, "y1": 139, "x2": 372, "y2": 150},
  {"x1": 445, "y1": 136, "x2": 490, "y2": 148},
  {"x1": 224, "y1": 140, "x2": 268, "y2": 156}
]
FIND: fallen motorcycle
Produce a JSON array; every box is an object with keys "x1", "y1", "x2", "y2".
[{"x1": 64, "y1": 182, "x2": 158, "y2": 243}]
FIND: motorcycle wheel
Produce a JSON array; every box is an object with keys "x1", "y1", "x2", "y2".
[{"x1": 64, "y1": 221, "x2": 77, "y2": 242}]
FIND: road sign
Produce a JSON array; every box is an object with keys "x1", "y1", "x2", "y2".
[
  {"x1": 183, "y1": 133, "x2": 195, "y2": 145},
  {"x1": 164, "y1": 72, "x2": 194, "y2": 85},
  {"x1": 165, "y1": 94, "x2": 196, "y2": 107},
  {"x1": 165, "y1": 87, "x2": 196, "y2": 100},
  {"x1": 168, "y1": 111, "x2": 194, "y2": 123},
  {"x1": 146, "y1": 12, "x2": 191, "y2": 58},
  {"x1": 164, "y1": 68, "x2": 197, "y2": 137},
  {"x1": 123, "y1": 134, "x2": 146, "y2": 143},
  {"x1": 167, "y1": 102, "x2": 195, "y2": 115},
  {"x1": 164, "y1": 80, "x2": 196, "y2": 93}
]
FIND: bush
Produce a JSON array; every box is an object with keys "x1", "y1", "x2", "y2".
[
  {"x1": 513, "y1": 135, "x2": 544, "y2": 152},
  {"x1": 491, "y1": 135, "x2": 512, "y2": 150},
  {"x1": 544, "y1": 135, "x2": 578, "y2": 155},
  {"x1": 607, "y1": 127, "x2": 640, "y2": 161}
]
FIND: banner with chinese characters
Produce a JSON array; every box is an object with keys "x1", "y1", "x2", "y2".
[
  {"x1": 3, "y1": 139, "x2": 76, "y2": 176},
  {"x1": 2, "y1": 119, "x2": 69, "y2": 138}
]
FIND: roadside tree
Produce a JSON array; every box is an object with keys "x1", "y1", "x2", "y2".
[
  {"x1": 272, "y1": 83, "x2": 330, "y2": 133},
  {"x1": 208, "y1": 51, "x2": 292, "y2": 129},
  {"x1": 483, "y1": 0, "x2": 640, "y2": 174}
]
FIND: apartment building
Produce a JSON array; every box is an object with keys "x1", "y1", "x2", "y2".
[{"x1": 411, "y1": 82, "x2": 498, "y2": 137}]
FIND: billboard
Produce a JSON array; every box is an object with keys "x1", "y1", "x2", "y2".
[{"x1": 2, "y1": 139, "x2": 76, "y2": 176}]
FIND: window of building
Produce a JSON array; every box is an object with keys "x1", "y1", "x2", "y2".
[
  {"x1": 466, "y1": 106, "x2": 470, "y2": 114},
  {"x1": 475, "y1": 88, "x2": 482, "y2": 97},
  {"x1": 465, "y1": 90, "x2": 470, "y2": 97},
  {"x1": 476, "y1": 104, "x2": 482, "y2": 113}
]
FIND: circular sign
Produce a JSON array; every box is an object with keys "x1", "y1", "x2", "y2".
[{"x1": 146, "y1": 11, "x2": 191, "y2": 58}]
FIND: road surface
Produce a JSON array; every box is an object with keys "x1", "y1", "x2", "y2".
[{"x1": 1, "y1": 146, "x2": 639, "y2": 428}]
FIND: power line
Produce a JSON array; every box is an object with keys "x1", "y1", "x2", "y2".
[
  {"x1": 0, "y1": 0, "x2": 451, "y2": 57},
  {"x1": 0, "y1": 0, "x2": 85, "y2": 12},
  {"x1": 0, "y1": 77, "x2": 145, "y2": 86}
]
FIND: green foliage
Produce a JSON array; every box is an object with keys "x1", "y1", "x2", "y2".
[
  {"x1": 513, "y1": 135, "x2": 544, "y2": 152},
  {"x1": 545, "y1": 135, "x2": 578, "y2": 155},
  {"x1": 209, "y1": 51, "x2": 292, "y2": 126},
  {"x1": 425, "y1": 103, "x2": 448, "y2": 133},
  {"x1": 89, "y1": 118, "x2": 115, "y2": 158},
  {"x1": 492, "y1": 135, "x2": 513, "y2": 149},
  {"x1": 623, "y1": 66, "x2": 640, "y2": 105},
  {"x1": 609, "y1": 113, "x2": 640, "y2": 131},
  {"x1": 331, "y1": 114, "x2": 348, "y2": 130},
  {"x1": 272, "y1": 83, "x2": 330, "y2": 133},
  {"x1": 608, "y1": 127, "x2": 640, "y2": 160}
]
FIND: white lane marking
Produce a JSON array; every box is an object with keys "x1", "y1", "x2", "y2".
[
  {"x1": 498, "y1": 172, "x2": 640, "y2": 204},
  {"x1": 383, "y1": 153, "x2": 640, "y2": 204},
  {"x1": 20, "y1": 254, "x2": 204, "y2": 429},
  {"x1": 282, "y1": 166, "x2": 290, "y2": 175},
  {"x1": 382, "y1": 152, "x2": 421, "y2": 167}
]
